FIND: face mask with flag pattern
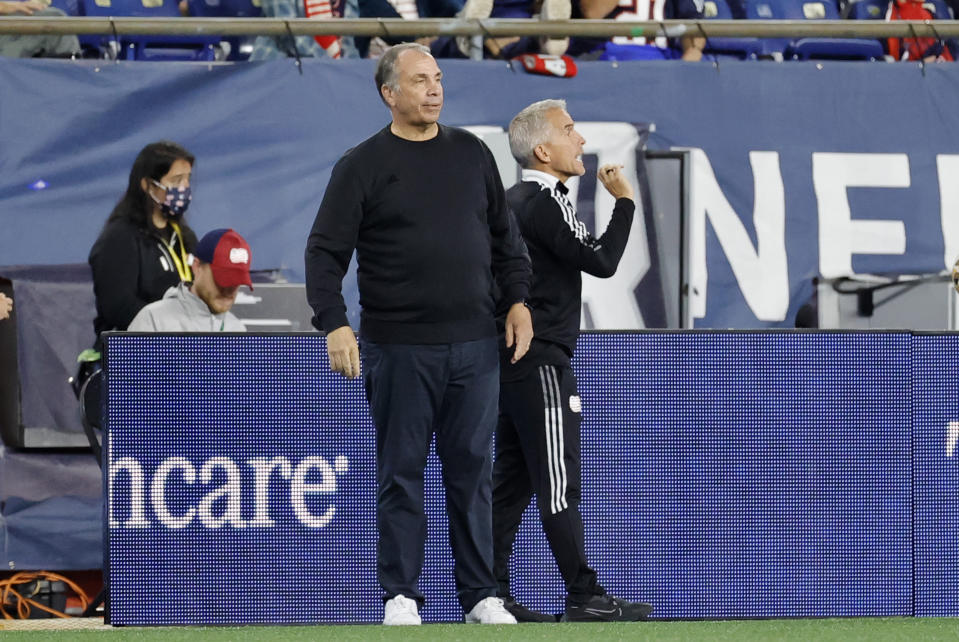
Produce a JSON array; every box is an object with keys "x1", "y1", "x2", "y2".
[{"x1": 152, "y1": 180, "x2": 192, "y2": 219}]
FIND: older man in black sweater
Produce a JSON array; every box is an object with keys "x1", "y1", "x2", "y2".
[
  {"x1": 491, "y1": 99, "x2": 654, "y2": 623},
  {"x1": 305, "y1": 43, "x2": 532, "y2": 626}
]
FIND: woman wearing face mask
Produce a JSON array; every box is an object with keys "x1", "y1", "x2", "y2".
[{"x1": 88, "y1": 141, "x2": 199, "y2": 337}]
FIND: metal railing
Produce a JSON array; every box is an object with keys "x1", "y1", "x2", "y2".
[{"x1": 0, "y1": 16, "x2": 957, "y2": 39}]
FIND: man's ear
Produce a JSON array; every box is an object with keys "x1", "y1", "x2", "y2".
[
  {"x1": 381, "y1": 85, "x2": 395, "y2": 107},
  {"x1": 533, "y1": 143, "x2": 550, "y2": 165}
]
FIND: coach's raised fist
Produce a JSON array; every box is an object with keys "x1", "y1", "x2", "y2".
[{"x1": 597, "y1": 164, "x2": 633, "y2": 201}]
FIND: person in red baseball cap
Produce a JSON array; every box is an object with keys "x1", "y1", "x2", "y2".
[
  {"x1": 127, "y1": 228, "x2": 252, "y2": 332},
  {"x1": 193, "y1": 228, "x2": 254, "y2": 311}
]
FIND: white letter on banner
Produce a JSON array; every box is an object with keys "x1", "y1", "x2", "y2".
[
  {"x1": 291, "y1": 456, "x2": 341, "y2": 528},
  {"x1": 683, "y1": 148, "x2": 789, "y2": 321},
  {"x1": 151, "y1": 457, "x2": 196, "y2": 529},
  {"x1": 937, "y1": 155, "x2": 959, "y2": 269},
  {"x1": 947, "y1": 421, "x2": 959, "y2": 458},
  {"x1": 574, "y1": 123, "x2": 648, "y2": 329},
  {"x1": 197, "y1": 457, "x2": 246, "y2": 528},
  {"x1": 109, "y1": 457, "x2": 149, "y2": 528},
  {"x1": 814, "y1": 153, "x2": 908, "y2": 278},
  {"x1": 247, "y1": 457, "x2": 293, "y2": 527}
]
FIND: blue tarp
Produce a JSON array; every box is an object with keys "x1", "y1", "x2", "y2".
[{"x1": 0, "y1": 446, "x2": 102, "y2": 569}]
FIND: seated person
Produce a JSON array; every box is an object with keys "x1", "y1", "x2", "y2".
[
  {"x1": 885, "y1": 0, "x2": 956, "y2": 62},
  {"x1": 0, "y1": 0, "x2": 80, "y2": 58},
  {"x1": 449, "y1": 0, "x2": 571, "y2": 59},
  {"x1": 127, "y1": 229, "x2": 252, "y2": 332},
  {"x1": 357, "y1": 0, "x2": 464, "y2": 58},
  {"x1": 249, "y1": 0, "x2": 356, "y2": 59},
  {"x1": 568, "y1": 0, "x2": 706, "y2": 61}
]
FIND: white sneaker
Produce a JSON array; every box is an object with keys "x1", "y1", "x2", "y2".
[
  {"x1": 465, "y1": 596, "x2": 518, "y2": 624},
  {"x1": 383, "y1": 595, "x2": 421, "y2": 625},
  {"x1": 539, "y1": 0, "x2": 571, "y2": 56},
  {"x1": 456, "y1": 0, "x2": 494, "y2": 57}
]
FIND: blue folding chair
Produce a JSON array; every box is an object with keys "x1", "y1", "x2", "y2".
[
  {"x1": 747, "y1": 0, "x2": 885, "y2": 59},
  {"x1": 81, "y1": 0, "x2": 218, "y2": 61},
  {"x1": 702, "y1": 0, "x2": 766, "y2": 59},
  {"x1": 48, "y1": 0, "x2": 82, "y2": 15},
  {"x1": 188, "y1": 0, "x2": 262, "y2": 59},
  {"x1": 923, "y1": 0, "x2": 954, "y2": 16},
  {"x1": 843, "y1": 0, "x2": 888, "y2": 18}
]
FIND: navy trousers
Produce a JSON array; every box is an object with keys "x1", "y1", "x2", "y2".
[{"x1": 361, "y1": 337, "x2": 500, "y2": 613}]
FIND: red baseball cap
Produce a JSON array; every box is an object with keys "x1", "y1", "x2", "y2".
[{"x1": 194, "y1": 228, "x2": 253, "y2": 289}]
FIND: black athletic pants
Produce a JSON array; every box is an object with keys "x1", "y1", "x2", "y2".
[
  {"x1": 491, "y1": 363, "x2": 602, "y2": 604},
  {"x1": 362, "y1": 338, "x2": 500, "y2": 613}
]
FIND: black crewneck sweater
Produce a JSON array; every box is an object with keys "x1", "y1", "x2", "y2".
[{"x1": 305, "y1": 124, "x2": 530, "y2": 344}]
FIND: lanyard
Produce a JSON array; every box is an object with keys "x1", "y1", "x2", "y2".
[{"x1": 158, "y1": 222, "x2": 193, "y2": 283}]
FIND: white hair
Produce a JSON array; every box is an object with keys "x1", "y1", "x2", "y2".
[{"x1": 508, "y1": 99, "x2": 567, "y2": 168}]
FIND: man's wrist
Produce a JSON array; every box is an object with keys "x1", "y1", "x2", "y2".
[{"x1": 514, "y1": 299, "x2": 533, "y2": 312}]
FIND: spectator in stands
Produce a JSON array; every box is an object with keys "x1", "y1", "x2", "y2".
[
  {"x1": 88, "y1": 141, "x2": 198, "y2": 341},
  {"x1": 128, "y1": 229, "x2": 251, "y2": 332},
  {"x1": 249, "y1": 0, "x2": 358, "y2": 60},
  {"x1": 0, "y1": 0, "x2": 80, "y2": 58},
  {"x1": 305, "y1": 43, "x2": 531, "y2": 626},
  {"x1": 885, "y1": 0, "x2": 956, "y2": 62},
  {"x1": 0, "y1": 292, "x2": 11, "y2": 320},
  {"x1": 491, "y1": 99, "x2": 653, "y2": 623},
  {"x1": 568, "y1": 0, "x2": 706, "y2": 60},
  {"x1": 356, "y1": 0, "x2": 464, "y2": 59},
  {"x1": 454, "y1": 0, "x2": 704, "y2": 59},
  {"x1": 450, "y1": 0, "x2": 572, "y2": 58}
]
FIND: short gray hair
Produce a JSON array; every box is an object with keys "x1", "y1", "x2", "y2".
[
  {"x1": 508, "y1": 99, "x2": 567, "y2": 168},
  {"x1": 375, "y1": 43, "x2": 433, "y2": 105}
]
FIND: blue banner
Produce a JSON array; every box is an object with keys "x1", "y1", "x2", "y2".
[
  {"x1": 3, "y1": 59, "x2": 959, "y2": 328},
  {"x1": 104, "y1": 331, "x2": 941, "y2": 624}
]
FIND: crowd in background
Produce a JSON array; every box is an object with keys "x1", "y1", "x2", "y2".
[{"x1": 2, "y1": 0, "x2": 958, "y2": 63}]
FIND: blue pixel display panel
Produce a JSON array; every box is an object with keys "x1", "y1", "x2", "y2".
[
  {"x1": 912, "y1": 333, "x2": 959, "y2": 617},
  {"x1": 104, "y1": 332, "x2": 913, "y2": 624}
]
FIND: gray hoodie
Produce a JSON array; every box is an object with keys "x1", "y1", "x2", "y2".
[{"x1": 126, "y1": 282, "x2": 246, "y2": 332}]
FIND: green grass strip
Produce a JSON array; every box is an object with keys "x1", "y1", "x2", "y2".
[{"x1": 3, "y1": 617, "x2": 959, "y2": 641}]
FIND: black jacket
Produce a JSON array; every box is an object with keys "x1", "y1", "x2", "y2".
[
  {"x1": 88, "y1": 218, "x2": 197, "y2": 335},
  {"x1": 498, "y1": 178, "x2": 634, "y2": 358}
]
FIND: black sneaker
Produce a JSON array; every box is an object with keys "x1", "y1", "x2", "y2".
[
  {"x1": 563, "y1": 594, "x2": 654, "y2": 622},
  {"x1": 502, "y1": 597, "x2": 558, "y2": 623}
]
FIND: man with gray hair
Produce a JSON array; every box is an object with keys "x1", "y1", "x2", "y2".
[
  {"x1": 305, "y1": 42, "x2": 532, "y2": 626},
  {"x1": 491, "y1": 98, "x2": 654, "y2": 622}
]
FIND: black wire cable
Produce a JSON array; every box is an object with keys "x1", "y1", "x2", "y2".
[
  {"x1": 907, "y1": 22, "x2": 926, "y2": 76},
  {"x1": 284, "y1": 21, "x2": 303, "y2": 75}
]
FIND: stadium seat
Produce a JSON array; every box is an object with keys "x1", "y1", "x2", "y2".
[
  {"x1": 188, "y1": 0, "x2": 262, "y2": 59},
  {"x1": 746, "y1": 0, "x2": 885, "y2": 60},
  {"x1": 80, "y1": 0, "x2": 218, "y2": 61},
  {"x1": 923, "y1": 0, "x2": 954, "y2": 17},
  {"x1": 48, "y1": 0, "x2": 81, "y2": 15},
  {"x1": 702, "y1": 0, "x2": 766, "y2": 59},
  {"x1": 843, "y1": 0, "x2": 888, "y2": 18}
]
